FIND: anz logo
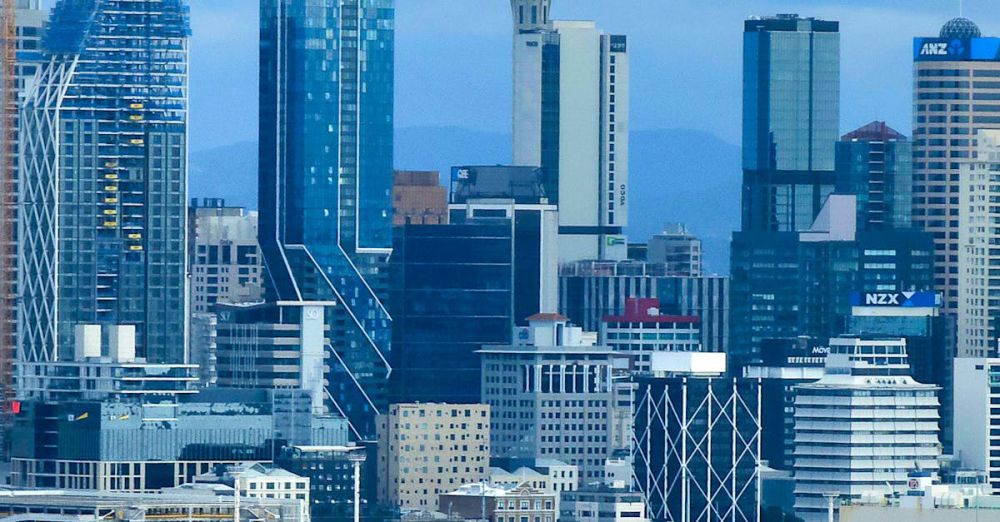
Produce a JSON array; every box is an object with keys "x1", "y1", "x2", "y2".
[{"x1": 919, "y1": 42, "x2": 949, "y2": 56}]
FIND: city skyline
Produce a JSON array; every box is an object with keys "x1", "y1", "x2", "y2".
[{"x1": 181, "y1": 0, "x2": 1000, "y2": 152}]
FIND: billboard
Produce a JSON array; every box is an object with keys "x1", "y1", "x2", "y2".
[
  {"x1": 849, "y1": 291, "x2": 938, "y2": 308},
  {"x1": 913, "y1": 37, "x2": 1000, "y2": 61}
]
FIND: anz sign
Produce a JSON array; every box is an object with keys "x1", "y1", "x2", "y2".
[
  {"x1": 850, "y1": 291, "x2": 938, "y2": 308},
  {"x1": 914, "y1": 37, "x2": 1000, "y2": 62}
]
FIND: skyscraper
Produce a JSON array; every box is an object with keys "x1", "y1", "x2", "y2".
[
  {"x1": 19, "y1": 0, "x2": 190, "y2": 364},
  {"x1": 511, "y1": 0, "x2": 629, "y2": 262},
  {"x1": 0, "y1": 0, "x2": 45, "y2": 411},
  {"x1": 742, "y1": 14, "x2": 839, "y2": 232},
  {"x1": 836, "y1": 121, "x2": 913, "y2": 231},
  {"x1": 258, "y1": 0, "x2": 394, "y2": 437},
  {"x1": 731, "y1": 14, "x2": 840, "y2": 368},
  {"x1": 913, "y1": 17, "x2": 1000, "y2": 312},
  {"x1": 959, "y1": 129, "x2": 1000, "y2": 357}
]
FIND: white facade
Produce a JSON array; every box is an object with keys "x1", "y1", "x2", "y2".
[
  {"x1": 959, "y1": 129, "x2": 1000, "y2": 357},
  {"x1": 953, "y1": 358, "x2": 1000, "y2": 491},
  {"x1": 793, "y1": 337, "x2": 942, "y2": 521},
  {"x1": 481, "y1": 315, "x2": 618, "y2": 482},
  {"x1": 511, "y1": 2, "x2": 628, "y2": 263}
]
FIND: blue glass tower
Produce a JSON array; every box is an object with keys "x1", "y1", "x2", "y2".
[
  {"x1": 19, "y1": 0, "x2": 190, "y2": 364},
  {"x1": 742, "y1": 14, "x2": 840, "y2": 232},
  {"x1": 259, "y1": 0, "x2": 394, "y2": 437}
]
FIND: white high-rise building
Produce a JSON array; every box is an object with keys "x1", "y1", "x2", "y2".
[
  {"x1": 959, "y1": 129, "x2": 1000, "y2": 357},
  {"x1": 511, "y1": 0, "x2": 628, "y2": 262},
  {"x1": 793, "y1": 336, "x2": 942, "y2": 521},
  {"x1": 953, "y1": 357, "x2": 1000, "y2": 492}
]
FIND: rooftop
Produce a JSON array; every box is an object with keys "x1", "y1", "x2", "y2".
[{"x1": 841, "y1": 121, "x2": 906, "y2": 142}]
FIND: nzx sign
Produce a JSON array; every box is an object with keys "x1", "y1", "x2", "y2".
[{"x1": 850, "y1": 291, "x2": 937, "y2": 308}]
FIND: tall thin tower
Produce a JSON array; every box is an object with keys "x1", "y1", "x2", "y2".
[{"x1": 259, "y1": 0, "x2": 394, "y2": 437}]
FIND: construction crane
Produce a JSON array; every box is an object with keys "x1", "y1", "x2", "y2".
[{"x1": 0, "y1": 0, "x2": 16, "y2": 436}]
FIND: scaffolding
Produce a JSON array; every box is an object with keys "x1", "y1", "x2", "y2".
[{"x1": 0, "y1": 0, "x2": 15, "y2": 429}]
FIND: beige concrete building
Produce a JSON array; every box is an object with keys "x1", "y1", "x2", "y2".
[
  {"x1": 913, "y1": 18, "x2": 1000, "y2": 313},
  {"x1": 377, "y1": 403, "x2": 490, "y2": 510}
]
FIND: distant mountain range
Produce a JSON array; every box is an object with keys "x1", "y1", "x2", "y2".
[{"x1": 189, "y1": 126, "x2": 740, "y2": 274}]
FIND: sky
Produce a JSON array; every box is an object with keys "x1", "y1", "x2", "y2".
[{"x1": 173, "y1": 0, "x2": 1000, "y2": 151}]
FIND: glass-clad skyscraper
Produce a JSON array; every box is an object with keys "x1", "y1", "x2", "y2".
[
  {"x1": 19, "y1": 0, "x2": 190, "y2": 364},
  {"x1": 259, "y1": 0, "x2": 394, "y2": 437},
  {"x1": 742, "y1": 14, "x2": 839, "y2": 232}
]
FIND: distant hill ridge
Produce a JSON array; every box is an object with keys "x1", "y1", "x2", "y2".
[{"x1": 189, "y1": 126, "x2": 740, "y2": 274}]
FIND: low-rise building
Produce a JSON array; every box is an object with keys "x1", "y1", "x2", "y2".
[
  {"x1": 490, "y1": 460, "x2": 579, "y2": 519},
  {"x1": 838, "y1": 470, "x2": 998, "y2": 522},
  {"x1": 560, "y1": 485, "x2": 648, "y2": 522},
  {"x1": 377, "y1": 403, "x2": 490, "y2": 511},
  {"x1": 0, "y1": 485, "x2": 306, "y2": 522},
  {"x1": 193, "y1": 462, "x2": 310, "y2": 505},
  {"x1": 438, "y1": 482, "x2": 557, "y2": 522},
  {"x1": 9, "y1": 389, "x2": 348, "y2": 492}
]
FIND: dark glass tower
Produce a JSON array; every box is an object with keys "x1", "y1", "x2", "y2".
[
  {"x1": 19, "y1": 0, "x2": 191, "y2": 363},
  {"x1": 742, "y1": 14, "x2": 839, "y2": 232},
  {"x1": 836, "y1": 121, "x2": 913, "y2": 231},
  {"x1": 258, "y1": 0, "x2": 394, "y2": 437}
]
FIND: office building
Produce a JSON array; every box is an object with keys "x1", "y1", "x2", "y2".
[
  {"x1": 960, "y1": 129, "x2": 1000, "y2": 357},
  {"x1": 0, "y1": 488, "x2": 306, "y2": 522},
  {"x1": 276, "y1": 444, "x2": 371, "y2": 522},
  {"x1": 645, "y1": 223, "x2": 702, "y2": 276},
  {"x1": 953, "y1": 358, "x2": 1000, "y2": 492},
  {"x1": 480, "y1": 314, "x2": 617, "y2": 482},
  {"x1": 438, "y1": 482, "x2": 557, "y2": 522},
  {"x1": 188, "y1": 198, "x2": 263, "y2": 313},
  {"x1": 848, "y1": 291, "x2": 952, "y2": 450},
  {"x1": 391, "y1": 167, "x2": 559, "y2": 404},
  {"x1": 731, "y1": 195, "x2": 935, "y2": 368},
  {"x1": 449, "y1": 166, "x2": 559, "y2": 327},
  {"x1": 913, "y1": 17, "x2": 1000, "y2": 312},
  {"x1": 560, "y1": 485, "x2": 649, "y2": 522},
  {"x1": 9, "y1": 389, "x2": 349, "y2": 491},
  {"x1": 600, "y1": 297, "x2": 701, "y2": 372},
  {"x1": 836, "y1": 121, "x2": 913, "y2": 231},
  {"x1": 393, "y1": 170, "x2": 448, "y2": 225},
  {"x1": 390, "y1": 220, "x2": 514, "y2": 404},
  {"x1": 20, "y1": 0, "x2": 190, "y2": 364},
  {"x1": 560, "y1": 260, "x2": 729, "y2": 353},
  {"x1": 511, "y1": 1, "x2": 629, "y2": 262},
  {"x1": 742, "y1": 14, "x2": 839, "y2": 232},
  {"x1": 258, "y1": 0, "x2": 394, "y2": 437},
  {"x1": 742, "y1": 337, "x2": 825, "y2": 471},
  {"x1": 793, "y1": 336, "x2": 942, "y2": 521},
  {"x1": 376, "y1": 403, "x2": 490, "y2": 511},
  {"x1": 213, "y1": 301, "x2": 330, "y2": 417},
  {"x1": 632, "y1": 353, "x2": 761, "y2": 522}
]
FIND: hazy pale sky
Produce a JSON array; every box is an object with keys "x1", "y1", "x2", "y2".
[{"x1": 175, "y1": 0, "x2": 1000, "y2": 151}]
